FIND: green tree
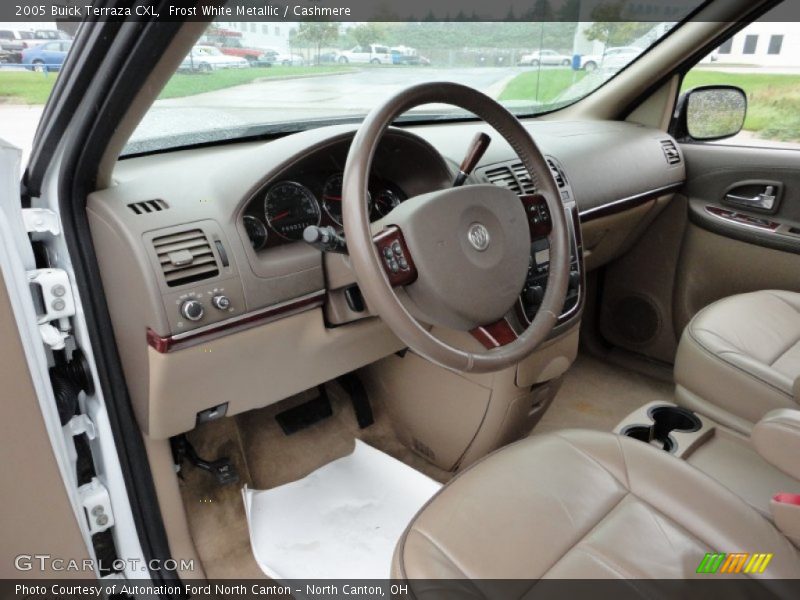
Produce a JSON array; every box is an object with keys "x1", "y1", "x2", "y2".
[
  {"x1": 584, "y1": 1, "x2": 654, "y2": 48},
  {"x1": 295, "y1": 22, "x2": 340, "y2": 65},
  {"x1": 529, "y1": 0, "x2": 555, "y2": 20},
  {"x1": 350, "y1": 23, "x2": 387, "y2": 48},
  {"x1": 557, "y1": 0, "x2": 582, "y2": 22}
]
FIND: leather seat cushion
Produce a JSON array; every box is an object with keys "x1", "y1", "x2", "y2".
[
  {"x1": 393, "y1": 430, "x2": 800, "y2": 587},
  {"x1": 675, "y1": 290, "x2": 800, "y2": 432}
]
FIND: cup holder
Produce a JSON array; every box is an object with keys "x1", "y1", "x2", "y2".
[{"x1": 621, "y1": 405, "x2": 702, "y2": 453}]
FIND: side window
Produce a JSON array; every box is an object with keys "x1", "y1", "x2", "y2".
[{"x1": 681, "y1": 10, "x2": 800, "y2": 150}]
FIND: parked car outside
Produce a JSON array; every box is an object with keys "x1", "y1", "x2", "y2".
[
  {"x1": 179, "y1": 45, "x2": 250, "y2": 72},
  {"x1": 317, "y1": 51, "x2": 340, "y2": 64},
  {"x1": 390, "y1": 46, "x2": 420, "y2": 65},
  {"x1": 254, "y1": 49, "x2": 305, "y2": 67},
  {"x1": 215, "y1": 38, "x2": 264, "y2": 63},
  {"x1": 0, "y1": 29, "x2": 35, "y2": 62},
  {"x1": 21, "y1": 40, "x2": 73, "y2": 72},
  {"x1": 580, "y1": 46, "x2": 644, "y2": 71},
  {"x1": 33, "y1": 29, "x2": 73, "y2": 43},
  {"x1": 518, "y1": 49, "x2": 572, "y2": 66},
  {"x1": 338, "y1": 44, "x2": 392, "y2": 64}
]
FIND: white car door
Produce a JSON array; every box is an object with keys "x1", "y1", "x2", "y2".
[{"x1": 0, "y1": 30, "x2": 157, "y2": 583}]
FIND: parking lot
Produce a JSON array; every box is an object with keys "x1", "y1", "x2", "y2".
[{"x1": 2, "y1": 65, "x2": 524, "y2": 158}]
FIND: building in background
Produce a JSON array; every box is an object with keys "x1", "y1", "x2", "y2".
[
  {"x1": 711, "y1": 22, "x2": 800, "y2": 67},
  {"x1": 217, "y1": 21, "x2": 295, "y2": 53}
]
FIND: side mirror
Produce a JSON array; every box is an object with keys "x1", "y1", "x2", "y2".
[{"x1": 674, "y1": 85, "x2": 747, "y2": 141}]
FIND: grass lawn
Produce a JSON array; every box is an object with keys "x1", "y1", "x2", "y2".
[
  {"x1": 498, "y1": 68, "x2": 587, "y2": 104},
  {"x1": 500, "y1": 68, "x2": 800, "y2": 142},
  {"x1": 683, "y1": 70, "x2": 800, "y2": 142},
  {"x1": 0, "y1": 71, "x2": 59, "y2": 104},
  {"x1": 0, "y1": 65, "x2": 352, "y2": 105}
]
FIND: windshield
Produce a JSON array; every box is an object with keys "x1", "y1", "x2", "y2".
[{"x1": 125, "y1": 17, "x2": 697, "y2": 154}]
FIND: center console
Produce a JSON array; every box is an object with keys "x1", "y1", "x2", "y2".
[
  {"x1": 477, "y1": 155, "x2": 583, "y2": 331},
  {"x1": 614, "y1": 403, "x2": 800, "y2": 520}
]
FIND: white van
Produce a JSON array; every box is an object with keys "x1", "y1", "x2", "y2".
[{"x1": 338, "y1": 44, "x2": 392, "y2": 64}]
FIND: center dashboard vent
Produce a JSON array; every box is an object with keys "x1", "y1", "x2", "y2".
[
  {"x1": 660, "y1": 140, "x2": 681, "y2": 165},
  {"x1": 153, "y1": 229, "x2": 219, "y2": 287},
  {"x1": 483, "y1": 162, "x2": 535, "y2": 195}
]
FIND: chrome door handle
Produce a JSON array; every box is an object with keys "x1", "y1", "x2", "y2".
[{"x1": 725, "y1": 185, "x2": 777, "y2": 211}]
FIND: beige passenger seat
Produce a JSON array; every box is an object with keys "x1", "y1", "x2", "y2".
[{"x1": 675, "y1": 290, "x2": 800, "y2": 434}]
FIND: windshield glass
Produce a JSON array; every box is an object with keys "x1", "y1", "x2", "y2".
[{"x1": 125, "y1": 17, "x2": 698, "y2": 154}]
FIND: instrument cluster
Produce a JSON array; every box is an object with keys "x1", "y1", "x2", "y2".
[{"x1": 242, "y1": 172, "x2": 406, "y2": 251}]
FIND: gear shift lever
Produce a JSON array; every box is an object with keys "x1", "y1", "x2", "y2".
[{"x1": 453, "y1": 132, "x2": 491, "y2": 187}]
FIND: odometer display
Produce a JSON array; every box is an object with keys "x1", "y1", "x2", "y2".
[{"x1": 264, "y1": 181, "x2": 321, "y2": 241}]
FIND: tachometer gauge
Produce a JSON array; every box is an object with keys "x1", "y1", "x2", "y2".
[
  {"x1": 374, "y1": 188, "x2": 403, "y2": 217},
  {"x1": 243, "y1": 215, "x2": 268, "y2": 251},
  {"x1": 263, "y1": 181, "x2": 321, "y2": 241},
  {"x1": 321, "y1": 172, "x2": 372, "y2": 227}
]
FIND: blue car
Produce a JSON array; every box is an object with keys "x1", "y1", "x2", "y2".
[{"x1": 22, "y1": 40, "x2": 72, "y2": 72}]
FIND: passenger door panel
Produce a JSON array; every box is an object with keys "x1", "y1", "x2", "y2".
[
  {"x1": 684, "y1": 144, "x2": 800, "y2": 254},
  {"x1": 597, "y1": 143, "x2": 800, "y2": 365}
]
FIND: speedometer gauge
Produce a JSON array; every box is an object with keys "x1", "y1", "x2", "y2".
[
  {"x1": 263, "y1": 181, "x2": 321, "y2": 241},
  {"x1": 322, "y1": 172, "x2": 372, "y2": 227}
]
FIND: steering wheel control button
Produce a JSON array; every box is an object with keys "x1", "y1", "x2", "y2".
[
  {"x1": 467, "y1": 222, "x2": 490, "y2": 252},
  {"x1": 373, "y1": 226, "x2": 418, "y2": 287},
  {"x1": 180, "y1": 299, "x2": 205, "y2": 322},
  {"x1": 212, "y1": 295, "x2": 231, "y2": 311}
]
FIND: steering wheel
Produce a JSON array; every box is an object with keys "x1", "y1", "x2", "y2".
[{"x1": 342, "y1": 82, "x2": 569, "y2": 373}]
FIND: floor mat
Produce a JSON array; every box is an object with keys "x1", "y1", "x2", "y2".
[
  {"x1": 534, "y1": 353, "x2": 674, "y2": 434},
  {"x1": 243, "y1": 440, "x2": 441, "y2": 580}
]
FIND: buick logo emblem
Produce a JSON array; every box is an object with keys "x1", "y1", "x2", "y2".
[{"x1": 467, "y1": 223, "x2": 490, "y2": 251}]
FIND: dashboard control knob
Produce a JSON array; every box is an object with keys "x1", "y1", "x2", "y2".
[
  {"x1": 569, "y1": 270, "x2": 580, "y2": 289},
  {"x1": 180, "y1": 299, "x2": 204, "y2": 322},
  {"x1": 212, "y1": 295, "x2": 231, "y2": 311},
  {"x1": 524, "y1": 285, "x2": 544, "y2": 306}
]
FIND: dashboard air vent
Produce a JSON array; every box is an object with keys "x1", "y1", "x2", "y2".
[
  {"x1": 128, "y1": 199, "x2": 168, "y2": 215},
  {"x1": 483, "y1": 164, "x2": 521, "y2": 194},
  {"x1": 660, "y1": 140, "x2": 681, "y2": 165},
  {"x1": 153, "y1": 229, "x2": 219, "y2": 287},
  {"x1": 511, "y1": 163, "x2": 536, "y2": 194},
  {"x1": 546, "y1": 158, "x2": 567, "y2": 188}
]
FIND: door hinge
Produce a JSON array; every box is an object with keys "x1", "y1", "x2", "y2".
[
  {"x1": 78, "y1": 477, "x2": 115, "y2": 535},
  {"x1": 67, "y1": 414, "x2": 97, "y2": 440},
  {"x1": 22, "y1": 208, "x2": 61, "y2": 235},
  {"x1": 27, "y1": 268, "x2": 75, "y2": 348}
]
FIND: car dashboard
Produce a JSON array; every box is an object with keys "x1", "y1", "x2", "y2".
[{"x1": 87, "y1": 119, "x2": 685, "y2": 437}]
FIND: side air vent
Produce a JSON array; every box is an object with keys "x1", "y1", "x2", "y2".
[
  {"x1": 153, "y1": 229, "x2": 219, "y2": 287},
  {"x1": 660, "y1": 140, "x2": 681, "y2": 165},
  {"x1": 483, "y1": 164, "x2": 521, "y2": 195},
  {"x1": 128, "y1": 199, "x2": 168, "y2": 215},
  {"x1": 546, "y1": 158, "x2": 567, "y2": 188}
]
